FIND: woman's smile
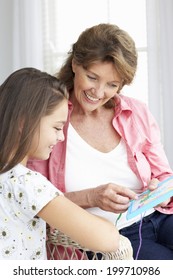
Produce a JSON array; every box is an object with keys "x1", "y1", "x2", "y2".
[{"x1": 84, "y1": 91, "x2": 101, "y2": 103}]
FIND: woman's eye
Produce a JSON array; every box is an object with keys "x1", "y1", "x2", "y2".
[
  {"x1": 87, "y1": 75, "x2": 96, "y2": 80},
  {"x1": 109, "y1": 83, "x2": 119, "y2": 88},
  {"x1": 112, "y1": 84, "x2": 118, "y2": 88}
]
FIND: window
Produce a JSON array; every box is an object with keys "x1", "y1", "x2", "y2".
[
  {"x1": 42, "y1": 0, "x2": 148, "y2": 103},
  {"x1": 1, "y1": 0, "x2": 173, "y2": 166}
]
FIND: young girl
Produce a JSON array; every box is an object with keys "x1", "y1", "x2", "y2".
[{"x1": 0, "y1": 68, "x2": 119, "y2": 260}]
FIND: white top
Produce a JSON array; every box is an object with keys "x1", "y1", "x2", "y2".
[
  {"x1": 0, "y1": 164, "x2": 62, "y2": 260},
  {"x1": 65, "y1": 124, "x2": 154, "y2": 229}
]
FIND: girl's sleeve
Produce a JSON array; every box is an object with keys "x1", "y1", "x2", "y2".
[{"x1": 12, "y1": 171, "x2": 63, "y2": 221}]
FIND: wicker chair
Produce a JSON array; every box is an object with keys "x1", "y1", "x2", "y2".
[{"x1": 46, "y1": 227, "x2": 133, "y2": 260}]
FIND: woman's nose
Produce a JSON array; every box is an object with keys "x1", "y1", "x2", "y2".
[{"x1": 91, "y1": 85, "x2": 105, "y2": 98}]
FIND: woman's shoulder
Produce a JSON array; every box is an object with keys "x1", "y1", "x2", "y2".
[
  {"x1": 119, "y1": 94, "x2": 147, "y2": 109},
  {"x1": 119, "y1": 94, "x2": 151, "y2": 117},
  {"x1": 118, "y1": 94, "x2": 159, "y2": 131}
]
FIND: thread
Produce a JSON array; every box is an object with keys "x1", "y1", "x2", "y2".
[
  {"x1": 115, "y1": 212, "x2": 144, "y2": 260},
  {"x1": 115, "y1": 213, "x2": 122, "y2": 226},
  {"x1": 135, "y1": 213, "x2": 145, "y2": 260}
]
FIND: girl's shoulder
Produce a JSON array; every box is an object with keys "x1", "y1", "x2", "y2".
[
  {"x1": 0, "y1": 164, "x2": 62, "y2": 194},
  {"x1": 0, "y1": 164, "x2": 45, "y2": 182},
  {"x1": 0, "y1": 164, "x2": 62, "y2": 209}
]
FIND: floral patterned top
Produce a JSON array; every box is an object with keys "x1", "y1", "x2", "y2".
[{"x1": 0, "y1": 164, "x2": 62, "y2": 260}]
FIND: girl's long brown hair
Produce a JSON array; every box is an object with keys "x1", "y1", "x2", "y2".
[{"x1": 0, "y1": 67, "x2": 68, "y2": 174}]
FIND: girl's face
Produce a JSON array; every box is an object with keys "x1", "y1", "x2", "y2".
[
  {"x1": 29, "y1": 99, "x2": 68, "y2": 160},
  {"x1": 71, "y1": 60, "x2": 122, "y2": 113}
]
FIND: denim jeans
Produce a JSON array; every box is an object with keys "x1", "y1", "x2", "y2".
[{"x1": 120, "y1": 211, "x2": 173, "y2": 260}]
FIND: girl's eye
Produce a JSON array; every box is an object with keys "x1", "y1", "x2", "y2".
[{"x1": 54, "y1": 127, "x2": 62, "y2": 131}]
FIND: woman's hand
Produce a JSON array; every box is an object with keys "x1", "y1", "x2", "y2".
[
  {"x1": 148, "y1": 178, "x2": 171, "y2": 207},
  {"x1": 88, "y1": 183, "x2": 137, "y2": 213}
]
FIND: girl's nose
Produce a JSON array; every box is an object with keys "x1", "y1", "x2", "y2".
[{"x1": 57, "y1": 131, "x2": 65, "y2": 142}]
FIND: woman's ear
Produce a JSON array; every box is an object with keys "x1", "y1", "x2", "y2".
[{"x1": 72, "y1": 58, "x2": 76, "y2": 73}]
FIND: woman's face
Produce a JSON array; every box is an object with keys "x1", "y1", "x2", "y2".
[{"x1": 71, "y1": 60, "x2": 122, "y2": 113}]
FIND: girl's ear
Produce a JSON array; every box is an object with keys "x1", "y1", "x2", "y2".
[{"x1": 19, "y1": 118, "x2": 24, "y2": 133}]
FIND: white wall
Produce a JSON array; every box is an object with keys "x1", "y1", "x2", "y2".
[{"x1": 146, "y1": 0, "x2": 173, "y2": 168}]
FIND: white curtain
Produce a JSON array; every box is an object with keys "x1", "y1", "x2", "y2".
[
  {"x1": 12, "y1": 0, "x2": 43, "y2": 70},
  {"x1": 146, "y1": 0, "x2": 173, "y2": 168}
]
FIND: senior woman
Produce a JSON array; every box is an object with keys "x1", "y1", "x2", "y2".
[{"x1": 28, "y1": 23, "x2": 173, "y2": 259}]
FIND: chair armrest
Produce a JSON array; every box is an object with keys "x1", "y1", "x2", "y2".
[{"x1": 46, "y1": 227, "x2": 133, "y2": 260}]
